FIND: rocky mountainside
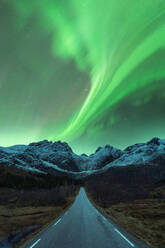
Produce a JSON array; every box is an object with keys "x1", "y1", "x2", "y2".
[
  {"x1": 0, "y1": 137, "x2": 165, "y2": 179},
  {"x1": 113, "y1": 137, "x2": 165, "y2": 165}
]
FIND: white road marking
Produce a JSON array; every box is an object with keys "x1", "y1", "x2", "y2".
[
  {"x1": 115, "y1": 228, "x2": 135, "y2": 247},
  {"x1": 29, "y1": 238, "x2": 41, "y2": 248},
  {"x1": 53, "y1": 218, "x2": 61, "y2": 226}
]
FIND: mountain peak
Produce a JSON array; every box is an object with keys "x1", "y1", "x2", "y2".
[{"x1": 29, "y1": 140, "x2": 73, "y2": 153}]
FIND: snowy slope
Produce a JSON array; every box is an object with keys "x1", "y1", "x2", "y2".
[
  {"x1": 110, "y1": 137, "x2": 165, "y2": 167},
  {"x1": 0, "y1": 137, "x2": 165, "y2": 178}
]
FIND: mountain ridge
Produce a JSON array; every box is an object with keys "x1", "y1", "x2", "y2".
[{"x1": 0, "y1": 137, "x2": 165, "y2": 179}]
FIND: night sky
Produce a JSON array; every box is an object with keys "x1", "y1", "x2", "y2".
[{"x1": 0, "y1": 0, "x2": 165, "y2": 154}]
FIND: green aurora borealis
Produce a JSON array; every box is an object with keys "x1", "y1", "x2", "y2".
[{"x1": 0, "y1": 0, "x2": 165, "y2": 153}]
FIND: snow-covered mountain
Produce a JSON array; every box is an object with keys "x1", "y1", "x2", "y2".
[
  {"x1": 110, "y1": 137, "x2": 165, "y2": 167},
  {"x1": 0, "y1": 137, "x2": 165, "y2": 178}
]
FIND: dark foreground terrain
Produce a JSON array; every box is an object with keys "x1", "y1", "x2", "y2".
[
  {"x1": 85, "y1": 165, "x2": 165, "y2": 248},
  {"x1": 0, "y1": 167, "x2": 80, "y2": 247}
]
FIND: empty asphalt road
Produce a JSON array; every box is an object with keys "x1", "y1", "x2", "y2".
[{"x1": 21, "y1": 188, "x2": 151, "y2": 248}]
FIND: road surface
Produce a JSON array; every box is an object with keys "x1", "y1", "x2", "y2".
[{"x1": 21, "y1": 188, "x2": 151, "y2": 248}]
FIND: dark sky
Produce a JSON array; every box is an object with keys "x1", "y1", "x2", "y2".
[{"x1": 0, "y1": 0, "x2": 165, "y2": 154}]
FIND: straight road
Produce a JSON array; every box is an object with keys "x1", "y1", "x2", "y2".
[{"x1": 21, "y1": 188, "x2": 151, "y2": 248}]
